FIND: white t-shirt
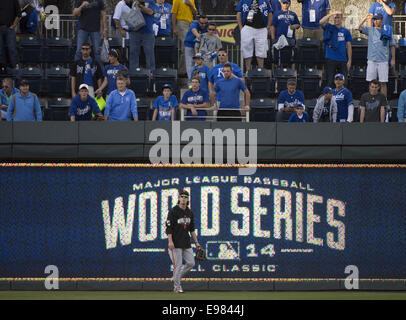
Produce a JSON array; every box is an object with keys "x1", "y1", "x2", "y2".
[{"x1": 113, "y1": 0, "x2": 131, "y2": 31}]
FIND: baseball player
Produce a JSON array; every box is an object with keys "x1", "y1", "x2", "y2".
[{"x1": 166, "y1": 189, "x2": 201, "y2": 293}]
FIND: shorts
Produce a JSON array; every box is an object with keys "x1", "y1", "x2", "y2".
[
  {"x1": 366, "y1": 60, "x2": 389, "y2": 82},
  {"x1": 240, "y1": 25, "x2": 268, "y2": 59}
]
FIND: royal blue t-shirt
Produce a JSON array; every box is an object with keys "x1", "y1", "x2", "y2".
[
  {"x1": 369, "y1": 2, "x2": 395, "y2": 27},
  {"x1": 288, "y1": 112, "x2": 309, "y2": 122},
  {"x1": 278, "y1": 89, "x2": 305, "y2": 110},
  {"x1": 83, "y1": 58, "x2": 94, "y2": 86},
  {"x1": 151, "y1": 2, "x2": 172, "y2": 36},
  {"x1": 190, "y1": 65, "x2": 211, "y2": 92},
  {"x1": 301, "y1": 0, "x2": 331, "y2": 29},
  {"x1": 333, "y1": 87, "x2": 353, "y2": 121},
  {"x1": 138, "y1": 0, "x2": 155, "y2": 34},
  {"x1": 103, "y1": 64, "x2": 127, "y2": 95},
  {"x1": 323, "y1": 23, "x2": 352, "y2": 62},
  {"x1": 181, "y1": 88, "x2": 210, "y2": 121},
  {"x1": 70, "y1": 94, "x2": 101, "y2": 121},
  {"x1": 214, "y1": 77, "x2": 247, "y2": 109},
  {"x1": 271, "y1": 10, "x2": 300, "y2": 40},
  {"x1": 184, "y1": 20, "x2": 208, "y2": 48},
  {"x1": 270, "y1": 0, "x2": 281, "y2": 13},
  {"x1": 153, "y1": 95, "x2": 178, "y2": 120},
  {"x1": 209, "y1": 63, "x2": 243, "y2": 85}
]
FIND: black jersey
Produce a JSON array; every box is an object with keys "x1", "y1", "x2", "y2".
[{"x1": 165, "y1": 205, "x2": 195, "y2": 249}]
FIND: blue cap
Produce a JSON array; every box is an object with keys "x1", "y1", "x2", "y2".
[
  {"x1": 373, "y1": 13, "x2": 383, "y2": 20},
  {"x1": 193, "y1": 53, "x2": 203, "y2": 59},
  {"x1": 322, "y1": 86, "x2": 333, "y2": 94},
  {"x1": 334, "y1": 73, "x2": 345, "y2": 80},
  {"x1": 281, "y1": 0, "x2": 291, "y2": 3},
  {"x1": 294, "y1": 102, "x2": 305, "y2": 108},
  {"x1": 162, "y1": 83, "x2": 173, "y2": 91}
]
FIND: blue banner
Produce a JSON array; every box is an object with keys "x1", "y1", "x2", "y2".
[{"x1": 0, "y1": 164, "x2": 405, "y2": 279}]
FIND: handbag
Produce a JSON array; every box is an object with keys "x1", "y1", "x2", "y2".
[
  {"x1": 100, "y1": 39, "x2": 110, "y2": 64},
  {"x1": 123, "y1": 2, "x2": 146, "y2": 31}
]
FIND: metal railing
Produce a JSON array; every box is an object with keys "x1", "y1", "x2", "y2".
[{"x1": 180, "y1": 107, "x2": 250, "y2": 122}]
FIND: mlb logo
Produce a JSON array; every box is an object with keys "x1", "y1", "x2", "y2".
[{"x1": 206, "y1": 241, "x2": 240, "y2": 260}]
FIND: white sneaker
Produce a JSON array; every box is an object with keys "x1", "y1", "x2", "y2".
[{"x1": 178, "y1": 285, "x2": 183, "y2": 293}]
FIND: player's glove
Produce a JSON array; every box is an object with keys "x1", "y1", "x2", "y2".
[{"x1": 195, "y1": 246, "x2": 206, "y2": 261}]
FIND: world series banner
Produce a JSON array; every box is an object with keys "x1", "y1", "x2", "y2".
[{"x1": 0, "y1": 164, "x2": 405, "y2": 280}]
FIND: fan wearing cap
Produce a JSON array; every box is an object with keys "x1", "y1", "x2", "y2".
[
  {"x1": 152, "y1": 84, "x2": 178, "y2": 121},
  {"x1": 95, "y1": 49, "x2": 127, "y2": 99},
  {"x1": 180, "y1": 76, "x2": 211, "y2": 121},
  {"x1": 166, "y1": 189, "x2": 201, "y2": 293},
  {"x1": 332, "y1": 73, "x2": 354, "y2": 122},
  {"x1": 368, "y1": 0, "x2": 395, "y2": 28},
  {"x1": 6, "y1": 79, "x2": 42, "y2": 122},
  {"x1": 288, "y1": 102, "x2": 309, "y2": 122},
  {"x1": 357, "y1": 13, "x2": 395, "y2": 97},
  {"x1": 190, "y1": 53, "x2": 211, "y2": 92},
  {"x1": 313, "y1": 86, "x2": 338, "y2": 122},
  {"x1": 194, "y1": 22, "x2": 222, "y2": 68},
  {"x1": 70, "y1": 84, "x2": 103, "y2": 121},
  {"x1": 276, "y1": 78, "x2": 305, "y2": 122}
]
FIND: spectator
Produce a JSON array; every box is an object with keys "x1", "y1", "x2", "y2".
[
  {"x1": 0, "y1": 0, "x2": 21, "y2": 71},
  {"x1": 357, "y1": 13, "x2": 395, "y2": 97},
  {"x1": 369, "y1": 0, "x2": 395, "y2": 28},
  {"x1": 208, "y1": 48, "x2": 244, "y2": 97},
  {"x1": 270, "y1": 0, "x2": 300, "y2": 67},
  {"x1": 73, "y1": 0, "x2": 107, "y2": 65},
  {"x1": 95, "y1": 49, "x2": 128, "y2": 98},
  {"x1": 288, "y1": 102, "x2": 309, "y2": 122},
  {"x1": 70, "y1": 84, "x2": 103, "y2": 121},
  {"x1": 113, "y1": 0, "x2": 132, "y2": 40},
  {"x1": 0, "y1": 78, "x2": 19, "y2": 120},
  {"x1": 360, "y1": 80, "x2": 387, "y2": 123},
  {"x1": 211, "y1": 64, "x2": 250, "y2": 121},
  {"x1": 184, "y1": 15, "x2": 209, "y2": 79},
  {"x1": 276, "y1": 78, "x2": 305, "y2": 122},
  {"x1": 298, "y1": 0, "x2": 330, "y2": 40},
  {"x1": 312, "y1": 86, "x2": 337, "y2": 122},
  {"x1": 6, "y1": 79, "x2": 42, "y2": 121},
  {"x1": 270, "y1": 0, "x2": 281, "y2": 13},
  {"x1": 236, "y1": 0, "x2": 273, "y2": 71},
  {"x1": 332, "y1": 73, "x2": 354, "y2": 122},
  {"x1": 70, "y1": 42, "x2": 103, "y2": 98},
  {"x1": 19, "y1": 1, "x2": 39, "y2": 35},
  {"x1": 320, "y1": 12, "x2": 352, "y2": 88},
  {"x1": 190, "y1": 53, "x2": 211, "y2": 93},
  {"x1": 104, "y1": 76, "x2": 138, "y2": 121},
  {"x1": 151, "y1": 0, "x2": 172, "y2": 37},
  {"x1": 171, "y1": 0, "x2": 197, "y2": 76},
  {"x1": 180, "y1": 76, "x2": 211, "y2": 121},
  {"x1": 397, "y1": 88, "x2": 406, "y2": 122},
  {"x1": 129, "y1": 0, "x2": 156, "y2": 71},
  {"x1": 194, "y1": 22, "x2": 222, "y2": 68},
  {"x1": 152, "y1": 84, "x2": 178, "y2": 121}
]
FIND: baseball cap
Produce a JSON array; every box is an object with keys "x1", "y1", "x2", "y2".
[
  {"x1": 334, "y1": 73, "x2": 345, "y2": 80},
  {"x1": 373, "y1": 13, "x2": 383, "y2": 20},
  {"x1": 294, "y1": 102, "x2": 305, "y2": 108},
  {"x1": 287, "y1": 78, "x2": 297, "y2": 86},
  {"x1": 19, "y1": 79, "x2": 29, "y2": 86},
  {"x1": 281, "y1": 0, "x2": 291, "y2": 3},
  {"x1": 322, "y1": 86, "x2": 333, "y2": 94},
  {"x1": 162, "y1": 83, "x2": 173, "y2": 91},
  {"x1": 79, "y1": 83, "x2": 89, "y2": 91},
  {"x1": 179, "y1": 189, "x2": 189, "y2": 197},
  {"x1": 193, "y1": 53, "x2": 203, "y2": 59}
]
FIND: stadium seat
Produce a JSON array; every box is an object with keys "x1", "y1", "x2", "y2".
[
  {"x1": 295, "y1": 38, "x2": 321, "y2": 68},
  {"x1": 387, "y1": 67, "x2": 398, "y2": 100},
  {"x1": 152, "y1": 68, "x2": 178, "y2": 95},
  {"x1": 43, "y1": 67, "x2": 70, "y2": 97},
  {"x1": 389, "y1": 99, "x2": 398, "y2": 122},
  {"x1": 298, "y1": 68, "x2": 322, "y2": 99},
  {"x1": 19, "y1": 36, "x2": 43, "y2": 65},
  {"x1": 47, "y1": 97, "x2": 71, "y2": 121},
  {"x1": 399, "y1": 70, "x2": 406, "y2": 93},
  {"x1": 128, "y1": 67, "x2": 151, "y2": 97},
  {"x1": 274, "y1": 68, "x2": 296, "y2": 94},
  {"x1": 351, "y1": 37, "x2": 368, "y2": 67},
  {"x1": 249, "y1": 98, "x2": 275, "y2": 122},
  {"x1": 18, "y1": 66, "x2": 43, "y2": 94},
  {"x1": 155, "y1": 36, "x2": 178, "y2": 69},
  {"x1": 348, "y1": 66, "x2": 368, "y2": 100},
  {"x1": 136, "y1": 97, "x2": 151, "y2": 120},
  {"x1": 246, "y1": 68, "x2": 272, "y2": 98},
  {"x1": 397, "y1": 40, "x2": 406, "y2": 68},
  {"x1": 273, "y1": 44, "x2": 294, "y2": 68},
  {"x1": 304, "y1": 98, "x2": 318, "y2": 121},
  {"x1": 43, "y1": 37, "x2": 72, "y2": 64}
]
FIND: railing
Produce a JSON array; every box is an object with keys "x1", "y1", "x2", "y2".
[{"x1": 179, "y1": 107, "x2": 250, "y2": 122}]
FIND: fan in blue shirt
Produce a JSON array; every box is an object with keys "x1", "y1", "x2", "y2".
[
  {"x1": 70, "y1": 84, "x2": 102, "y2": 121},
  {"x1": 180, "y1": 76, "x2": 210, "y2": 121},
  {"x1": 151, "y1": 0, "x2": 172, "y2": 36},
  {"x1": 96, "y1": 49, "x2": 127, "y2": 96},
  {"x1": 332, "y1": 74, "x2": 354, "y2": 122},
  {"x1": 271, "y1": 5, "x2": 301, "y2": 40},
  {"x1": 105, "y1": 77, "x2": 138, "y2": 121},
  {"x1": 369, "y1": 1, "x2": 395, "y2": 27},
  {"x1": 190, "y1": 54, "x2": 211, "y2": 93},
  {"x1": 288, "y1": 102, "x2": 309, "y2": 122},
  {"x1": 276, "y1": 79, "x2": 305, "y2": 122},
  {"x1": 152, "y1": 84, "x2": 178, "y2": 121},
  {"x1": 300, "y1": 0, "x2": 331, "y2": 30}
]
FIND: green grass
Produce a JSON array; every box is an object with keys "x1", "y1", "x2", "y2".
[{"x1": 0, "y1": 291, "x2": 405, "y2": 300}]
